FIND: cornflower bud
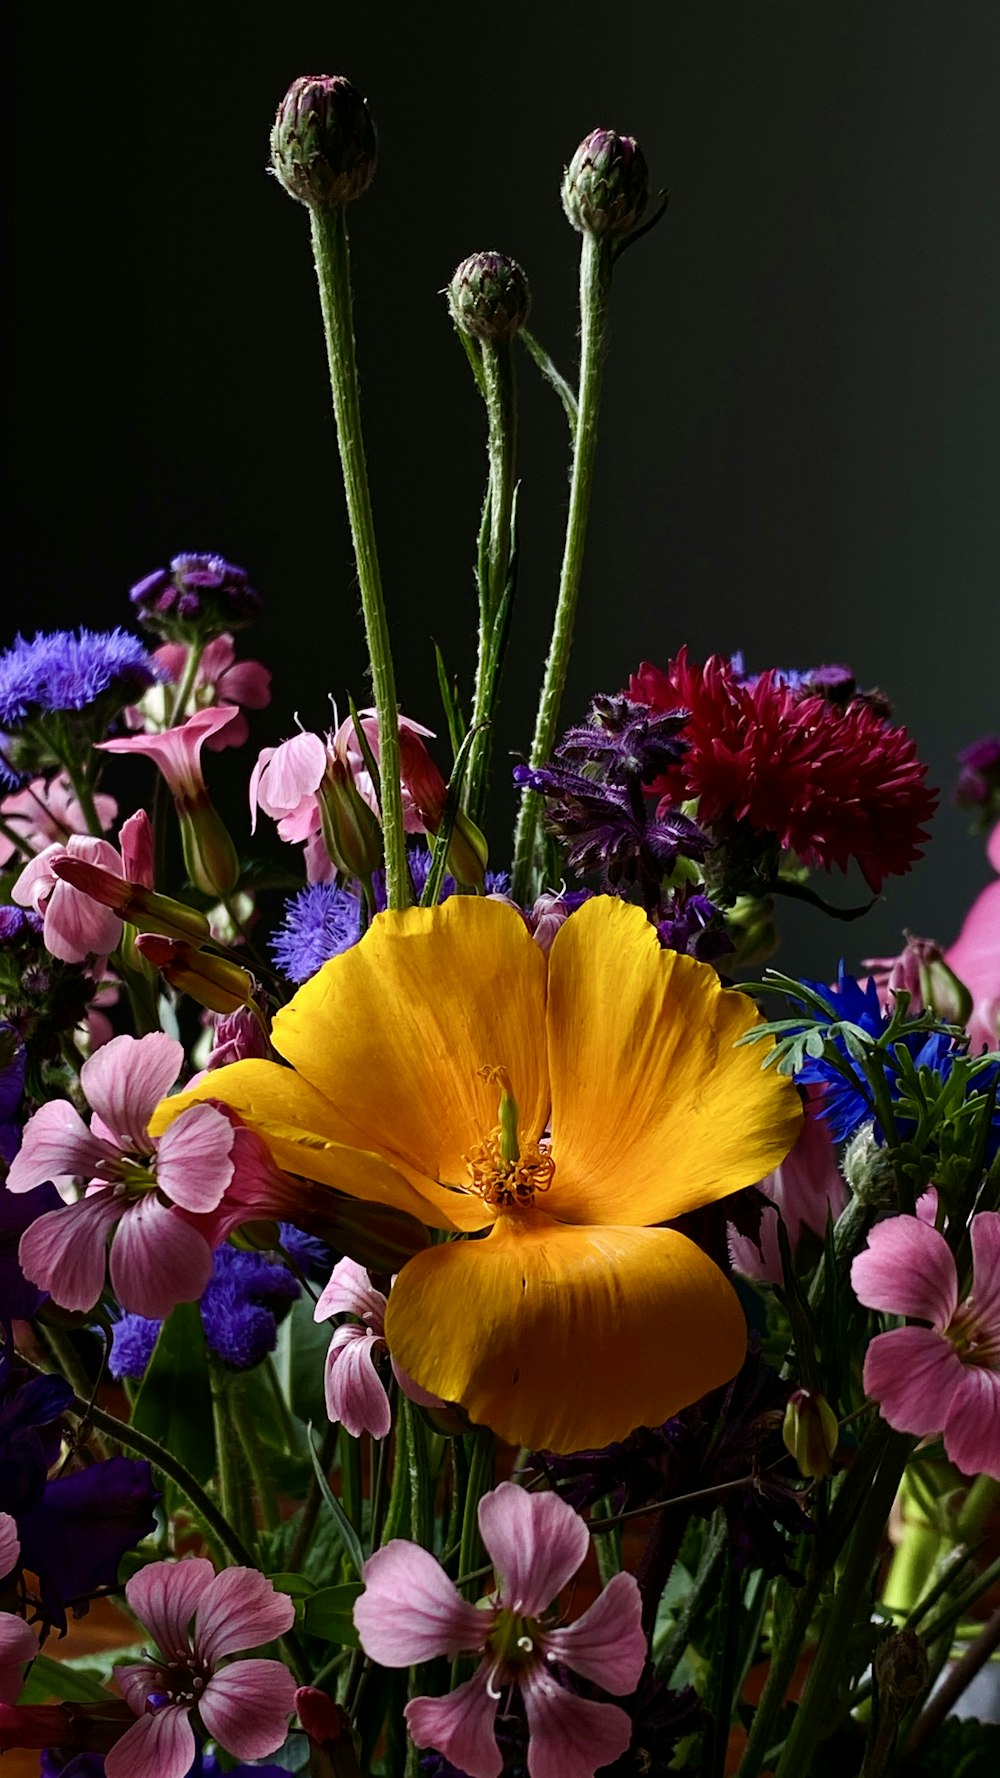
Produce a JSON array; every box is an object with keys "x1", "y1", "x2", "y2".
[
  {"x1": 562, "y1": 128, "x2": 649, "y2": 239},
  {"x1": 782, "y1": 1387, "x2": 839, "y2": 1479},
  {"x1": 270, "y1": 75, "x2": 377, "y2": 209},
  {"x1": 448, "y1": 252, "x2": 532, "y2": 342}
]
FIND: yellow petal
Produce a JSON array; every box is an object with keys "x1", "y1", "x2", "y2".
[
  {"x1": 385, "y1": 1211, "x2": 747, "y2": 1453},
  {"x1": 546, "y1": 897, "x2": 802, "y2": 1226},
  {"x1": 270, "y1": 898, "x2": 550, "y2": 1194},
  {"x1": 148, "y1": 1060, "x2": 485, "y2": 1232}
]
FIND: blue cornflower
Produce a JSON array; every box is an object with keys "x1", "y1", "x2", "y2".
[
  {"x1": 129, "y1": 552, "x2": 261, "y2": 641},
  {"x1": 110, "y1": 1243, "x2": 301, "y2": 1381},
  {"x1": 270, "y1": 881, "x2": 362, "y2": 982}
]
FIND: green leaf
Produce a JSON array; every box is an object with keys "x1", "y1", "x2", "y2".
[
  {"x1": 302, "y1": 1580, "x2": 363, "y2": 1646},
  {"x1": 433, "y1": 642, "x2": 466, "y2": 763},
  {"x1": 306, "y1": 1421, "x2": 367, "y2": 1579},
  {"x1": 19, "y1": 1653, "x2": 113, "y2": 1704},
  {"x1": 130, "y1": 1300, "x2": 215, "y2": 1483},
  {"x1": 518, "y1": 328, "x2": 578, "y2": 438}
]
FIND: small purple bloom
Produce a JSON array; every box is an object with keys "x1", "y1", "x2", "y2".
[
  {"x1": 657, "y1": 887, "x2": 732, "y2": 963},
  {"x1": 270, "y1": 881, "x2": 362, "y2": 982},
  {"x1": 110, "y1": 1243, "x2": 301, "y2": 1381},
  {"x1": 955, "y1": 734, "x2": 1000, "y2": 816},
  {"x1": 130, "y1": 553, "x2": 261, "y2": 640},
  {"x1": 556, "y1": 693, "x2": 690, "y2": 784}
]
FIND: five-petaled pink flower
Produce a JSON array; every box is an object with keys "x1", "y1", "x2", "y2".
[
  {"x1": 149, "y1": 634, "x2": 271, "y2": 750},
  {"x1": 852, "y1": 1210, "x2": 1000, "y2": 1478},
  {"x1": 12, "y1": 834, "x2": 127, "y2": 963},
  {"x1": 7, "y1": 1032, "x2": 235, "y2": 1317},
  {"x1": 108, "y1": 1558, "x2": 296, "y2": 1778},
  {"x1": 354, "y1": 1481, "x2": 646, "y2": 1778},
  {"x1": 0, "y1": 772, "x2": 118, "y2": 867}
]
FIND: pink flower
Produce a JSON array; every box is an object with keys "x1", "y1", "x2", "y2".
[
  {"x1": 249, "y1": 731, "x2": 328, "y2": 842},
  {"x1": 0, "y1": 1521, "x2": 36, "y2": 1704},
  {"x1": 11, "y1": 834, "x2": 126, "y2": 962},
  {"x1": 314, "y1": 1259, "x2": 444, "y2": 1437},
  {"x1": 333, "y1": 708, "x2": 446, "y2": 834},
  {"x1": 108, "y1": 1558, "x2": 296, "y2": 1778},
  {"x1": 99, "y1": 705, "x2": 240, "y2": 808},
  {"x1": 354, "y1": 1482, "x2": 646, "y2": 1778},
  {"x1": 946, "y1": 822, "x2": 1000, "y2": 1054},
  {"x1": 0, "y1": 1514, "x2": 18, "y2": 1583},
  {"x1": 0, "y1": 772, "x2": 117, "y2": 867},
  {"x1": 152, "y1": 634, "x2": 271, "y2": 750},
  {"x1": 851, "y1": 1210, "x2": 1000, "y2": 1478},
  {"x1": 6, "y1": 1032, "x2": 235, "y2": 1316},
  {"x1": 728, "y1": 1089, "x2": 845, "y2": 1284}
]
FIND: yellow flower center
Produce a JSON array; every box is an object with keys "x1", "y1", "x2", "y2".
[{"x1": 464, "y1": 1064, "x2": 555, "y2": 1212}]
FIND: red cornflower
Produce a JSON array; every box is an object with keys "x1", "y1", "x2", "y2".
[{"x1": 630, "y1": 649, "x2": 936, "y2": 892}]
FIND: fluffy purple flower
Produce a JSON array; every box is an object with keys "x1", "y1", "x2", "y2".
[
  {"x1": 0, "y1": 630, "x2": 158, "y2": 727},
  {"x1": 270, "y1": 882, "x2": 362, "y2": 983},
  {"x1": 129, "y1": 553, "x2": 261, "y2": 640},
  {"x1": 110, "y1": 1243, "x2": 300, "y2": 1381}
]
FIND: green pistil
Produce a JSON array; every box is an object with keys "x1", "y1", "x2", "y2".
[
  {"x1": 118, "y1": 1158, "x2": 158, "y2": 1194},
  {"x1": 487, "y1": 1606, "x2": 540, "y2": 1675}
]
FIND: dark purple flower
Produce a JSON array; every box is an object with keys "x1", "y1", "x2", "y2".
[
  {"x1": 514, "y1": 763, "x2": 708, "y2": 898},
  {"x1": 0, "y1": 1023, "x2": 27, "y2": 1164},
  {"x1": 556, "y1": 695, "x2": 690, "y2": 785},
  {"x1": 1, "y1": 1177, "x2": 62, "y2": 1323},
  {"x1": 270, "y1": 881, "x2": 362, "y2": 983},
  {"x1": 657, "y1": 886, "x2": 732, "y2": 963},
  {"x1": 955, "y1": 734, "x2": 1000, "y2": 818},
  {"x1": 110, "y1": 1242, "x2": 301, "y2": 1381},
  {"x1": 129, "y1": 553, "x2": 261, "y2": 641},
  {"x1": 17, "y1": 1456, "x2": 159, "y2": 1628}
]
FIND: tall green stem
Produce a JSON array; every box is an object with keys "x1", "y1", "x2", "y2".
[
  {"x1": 209, "y1": 1362, "x2": 258, "y2": 1558},
  {"x1": 512, "y1": 233, "x2": 614, "y2": 901},
  {"x1": 308, "y1": 204, "x2": 408, "y2": 911},
  {"x1": 466, "y1": 340, "x2": 517, "y2": 822}
]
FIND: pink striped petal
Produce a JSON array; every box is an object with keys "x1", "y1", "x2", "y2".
[
  {"x1": 114, "y1": 1660, "x2": 170, "y2": 1717},
  {"x1": 44, "y1": 878, "x2": 123, "y2": 963},
  {"x1": 125, "y1": 1558, "x2": 215, "y2": 1656},
  {"x1": 478, "y1": 1483, "x2": 589, "y2": 1618},
  {"x1": 315, "y1": 1256, "x2": 386, "y2": 1326},
  {"x1": 405, "y1": 1665, "x2": 502, "y2": 1778},
  {"x1": 862, "y1": 1326, "x2": 962, "y2": 1436},
  {"x1": 18, "y1": 1191, "x2": 123, "y2": 1310},
  {"x1": 82, "y1": 1033, "x2": 183, "y2": 1152},
  {"x1": 217, "y1": 657, "x2": 272, "y2": 710},
  {"x1": 851, "y1": 1216, "x2": 958, "y2": 1327},
  {"x1": 355, "y1": 1542, "x2": 488, "y2": 1665},
  {"x1": 0, "y1": 1615, "x2": 38, "y2": 1703},
  {"x1": 193, "y1": 1568, "x2": 295, "y2": 1666},
  {"x1": 198, "y1": 1658, "x2": 297, "y2": 1758},
  {"x1": 324, "y1": 1324, "x2": 392, "y2": 1438},
  {"x1": 154, "y1": 1103, "x2": 234, "y2": 1211},
  {"x1": 108, "y1": 1197, "x2": 214, "y2": 1318},
  {"x1": 104, "y1": 1703, "x2": 196, "y2": 1778},
  {"x1": 520, "y1": 1665, "x2": 634, "y2": 1778},
  {"x1": 943, "y1": 1365, "x2": 1000, "y2": 1480},
  {"x1": 5, "y1": 1098, "x2": 112, "y2": 1194},
  {"x1": 968, "y1": 1213, "x2": 1000, "y2": 1334},
  {"x1": 0, "y1": 1515, "x2": 18, "y2": 1578},
  {"x1": 541, "y1": 1571, "x2": 645, "y2": 1694}
]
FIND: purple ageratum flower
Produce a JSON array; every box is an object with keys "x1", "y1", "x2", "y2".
[
  {"x1": 129, "y1": 553, "x2": 261, "y2": 641},
  {"x1": 270, "y1": 882, "x2": 363, "y2": 983},
  {"x1": 0, "y1": 630, "x2": 160, "y2": 787},
  {"x1": 110, "y1": 1243, "x2": 301, "y2": 1381}
]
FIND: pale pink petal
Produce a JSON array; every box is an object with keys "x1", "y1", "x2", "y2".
[
  {"x1": 520, "y1": 1665, "x2": 634, "y2": 1778},
  {"x1": 540, "y1": 1571, "x2": 645, "y2": 1694},
  {"x1": 198, "y1": 1658, "x2": 297, "y2": 1758},
  {"x1": 125, "y1": 1557, "x2": 215, "y2": 1654},
  {"x1": 5, "y1": 1098, "x2": 112, "y2": 1193},
  {"x1": 248, "y1": 747, "x2": 274, "y2": 833},
  {"x1": 114, "y1": 1660, "x2": 169, "y2": 1716},
  {"x1": 304, "y1": 829, "x2": 334, "y2": 881},
  {"x1": 99, "y1": 706, "x2": 241, "y2": 799},
  {"x1": 275, "y1": 797, "x2": 322, "y2": 843},
  {"x1": 119, "y1": 810, "x2": 154, "y2": 888},
  {"x1": 255, "y1": 733, "x2": 327, "y2": 818},
  {"x1": 108, "y1": 1196, "x2": 214, "y2": 1318},
  {"x1": 968, "y1": 1213, "x2": 1000, "y2": 1335},
  {"x1": 19, "y1": 1191, "x2": 123, "y2": 1310},
  {"x1": 862, "y1": 1326, "x2": 964, "y2": 1436},
  {"x1": 728, "y1": 1203, "x2": 783, "y2": 1285},
  {"x1": 355, "y1": 1542, "x2": 488, "y2": 1665},
  {"x1": 988, "y1": 822, "x2": 1000, "y2": 874},
  {"x1": 204, "y1": 709, "x2": 248, "y2": 751},
  {"x1": 478, "y1": 1483, "x2": 589, "y2": 1618},
  {"x1": 44, "y1": 877, "x2": 123, "y2": 964},
  {"x1": 154, "y1": 1103, "x2": 234, "y2": 1212},
  {"x1": 947, "y1": 877, "x2": 1000, "y2": 1051},
  {"x1": 943, "y1": 1365, "x2": 1000, "y2": 1479},
  {"x1": 0, "y1": 1615, "x2": 38, "y2": 1703},
  {"x1": 759, "y1": 1092, "x2": 845, "y2": 1246},
  {"x1": 405, "y1": 1665, "x2": 502, "y2": 1778},
  {"x1": 82, "y1": 1033, "x2": 184, "y2": 1151},
  {"x1": 0, "y1": 1515, "x2": 19, "y2": 1577},
  {"x1": 324, "y1": 1324, "x2": 392, "y2": 1438},
  {"x1": 391, "y1": 1357, "x2": 451, "y2": 1412},
  {"x1": 10, "y1": 844, "x2": 62, "y2": 912},
  {"x1": 315, "y1": 1256, "x2": 387, "y2": 1326},
  {"x1": 851, "y1": 1216, "x2": 958, "y2": 1327},
  {"x1": 193, "y1": 1567, "x2": 295, "y2": 1666},
  {"x1": 104, "y1": 1703, "x2": 196, "y2": 1778}
]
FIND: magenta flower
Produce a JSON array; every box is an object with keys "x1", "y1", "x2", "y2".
[
  {"x1": 728, "y1": 1088, "x2": 845, "y2": 1285},
  {"x1": 6, "y1": 1032, "x2": 235, "y2": 1317},
  {"x1": 11, "y1": 834, "x2": 127, "y2": 963},
  {"x1": 851, "y1": 1210, "x2": 1000, "y2": 1478},
  {"x1": 0, "y1": 771, "x2": 117, "y2": 866},
  {"x1": 946, "y1": 822, "x2": 1000, "y2": 1054},
  {"x1": 354, "y1": 1481, "x2": 646, "y2": 1778},
  {"x1": 0, "y1": 1513, "x2": 18, "y2": 1581},
  {"x1": 151, "y1": 634, "x2": 272, "y2": 750},
  {"x1": 108, "y1": 1558, "x2": 296, "y2": 1778}
]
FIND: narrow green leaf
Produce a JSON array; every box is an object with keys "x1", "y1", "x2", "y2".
[
  {"x1": 519, "y1": 328, "x2": 578, "y2": 438},
  {"x1": 433, "y1": 641, "x2": 466, "y2": 763},
  {"x1": 306, "y1": 1421, "x2": 366, "y2": 1579},
  {"x1": 130, "y1": 1300, "x2": 215, "y2": 1483},
  {"x1": 19, "y1": 1653, "x2": 112, "y2": 1704}
]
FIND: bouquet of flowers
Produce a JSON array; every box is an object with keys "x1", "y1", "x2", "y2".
[{"x1": 2, "y1": 72, "x2": 999, "y2": 1778}]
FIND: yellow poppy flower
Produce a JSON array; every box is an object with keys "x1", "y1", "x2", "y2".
[{"x1": 151, "y1": 895, "x2": 801, "y2": 1452}]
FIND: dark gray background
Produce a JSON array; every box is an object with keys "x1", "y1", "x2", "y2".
[{"x1": 4, "y1": 4, "x2": 998, "y2": 975}]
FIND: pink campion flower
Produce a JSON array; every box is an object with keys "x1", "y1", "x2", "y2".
[
  {"x1": 6, "y1": 1032, "x2": 235, "y2": 1317},
  {"x1": 0, "y1": 772, "x2": 117, "y2": 866},
  {"x1": 946, "y1": 822, "x2": 1000, "y2": 1054},
  {"x1": 11, "y1": 834, "x2": 126, "y2": 963},
  {"x1": 314, "y1": 1259, "x2": 444, "y2": 1437},
  {"x1": 851, "y1": 1210, "x2": 1000, "y2": 1478},
  {"x1": 0, "y1": 1521, "x2": 36, "y2": 1705},
  {"x1": 354, "y1": 1481, "x2": 646, "y2": 1778},
  {"x1": 728, "y1": 1089, "x2": 845, "y2": 1285},
  {"x1": 150, "y1": 634, "x2": 272, "y2": 750},
  {"x1": 249, "y1": 731, "x2": 328, "y2": 842},
  {"x1": 333, "y1": 708, "x2": 446, "y2": 834},
  {"x1": 99, "y1": 706, "x2": 241, "y2": 897},
  {"x1": 107, "y1": 1558, "x2": 296, "y2": 1778}
]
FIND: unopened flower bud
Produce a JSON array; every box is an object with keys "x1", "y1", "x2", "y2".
[
  {"x1": 178, "y1": 800, "x2": 240, "y2": 900},
  {"x1": 562, "y1": 128, "x2": 649, "y2": 239},
  {"x1": 873, "y1": 1628, "x2": 930, "y2": 1708},
  {"x1": 448, "y1": 252, "x2": 531, "y2": 342},
  {"x1": 843, "y1": 1122, "x2": 899, "y2": 1208},
  {"x1": 134, "y1": 935, "x2": 255, "y2": 1017},
  {"x1": 317, "y1": 757, "x2": 384, "y2": 881},
  {"x1": 270, "y1": 75, "x2": 377, "y2": 209},
  {"x1": 782, "y1": 1387, "x2": 839, "y2": 1479},
  {"x1": 49, "y1": 856, "x2": 212, "y2": 945}
]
